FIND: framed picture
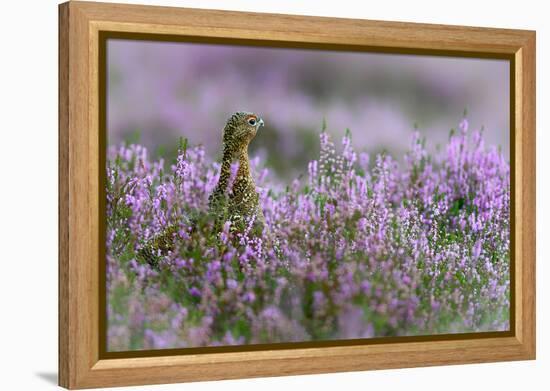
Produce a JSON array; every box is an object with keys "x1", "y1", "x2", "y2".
[{"x1": 58, "y1": 1, "x2": 536, "y2": 389}]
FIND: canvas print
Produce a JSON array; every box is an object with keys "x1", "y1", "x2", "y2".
[{"x1": 105, "y1": 39, "x2": 510, "y2": 351}]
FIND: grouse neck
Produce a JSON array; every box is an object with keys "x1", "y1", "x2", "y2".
[
  {"x1": 217, "y1": 145, "x2": 252, "y2": 194},
  {"x1": 236, "y1": 147, "x2": 251, "y2": 178}
]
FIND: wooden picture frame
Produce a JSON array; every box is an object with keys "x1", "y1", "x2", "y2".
[{"x1": 58, "y1": 1, "x2": 536, "y2": 389}]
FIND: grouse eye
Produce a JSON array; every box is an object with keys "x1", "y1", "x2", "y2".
[{"x1": 248, "y1": 118, "x2": 256, "y2": 126}]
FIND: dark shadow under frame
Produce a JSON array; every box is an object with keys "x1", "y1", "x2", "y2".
[{"x1": 97, "y1": 30, "x2": 516, "y2": 360}]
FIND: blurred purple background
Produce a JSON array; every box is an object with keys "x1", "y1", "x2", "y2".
[{"x1": 107, "y1": 39, "x2": 509, "y2": 178}]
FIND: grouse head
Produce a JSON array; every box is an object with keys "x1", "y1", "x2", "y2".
[{"x1": 222, "y1": 111, "x2": 264, "y2": 157}]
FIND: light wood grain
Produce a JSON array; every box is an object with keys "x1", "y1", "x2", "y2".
[
  {"x1": 58, "y1": 1, "x2": 536, "y2": 389},
  {"x1": 58, "y1": 3, "x2": 70, "y2": 387},
  {"x1": 518, "y1": 35, "x2": 536, "y2": 353}
]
